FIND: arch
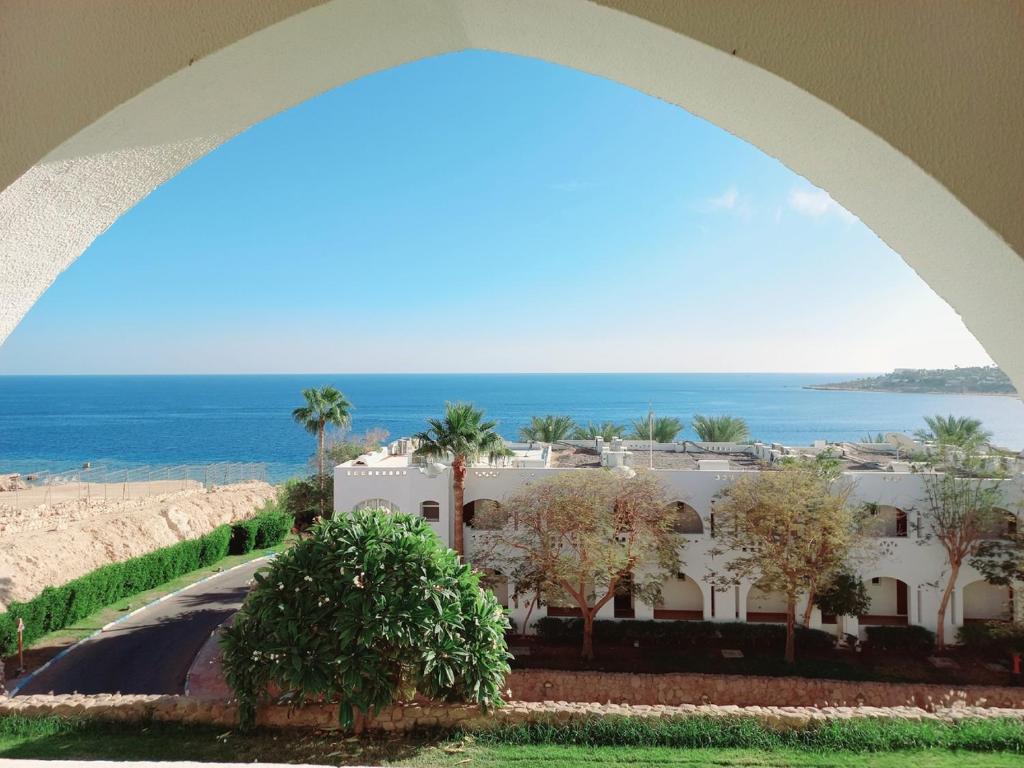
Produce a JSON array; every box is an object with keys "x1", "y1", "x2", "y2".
[
  {"x1": 352, "y1": 497, "x2": 400, "y2": 513},
  {"x1": 2, "y1": 2, "x2": 1023, "y2": 390},
  {"x1": 670, "y1": 502, "x2": 704, "y2": 535},
  {"x1": 980, "y1": 507, "x2": 1019, "y2": 540},
  {"x1": 962, "y1": 579, "x2": 1012, "y2": 623},
  {"x1": 861, "y1": 576, "x2": 909, "y2": 625},
  {"x1": 865, "y1": 504, "x2": 909, "y2": 538},
  {"x1": 479, "y1": 568, "x2": 510, "y2": 609},
  {"x1": 420, "y1": 499, "x2": 441, "y2": 522},
  {"x1": 746, "y1": 578, "x2": 789, "y2": 623},
  {"x1": 463, "y1": 498, "x2": 506, "y2": 529},
  {"x1": 654, "y1": 572, "x2": 703, "y2": 620}
]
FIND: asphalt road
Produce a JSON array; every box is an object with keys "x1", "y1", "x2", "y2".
[{"x1": 17, "y1": 558, "x2": 268, "y2": 696}]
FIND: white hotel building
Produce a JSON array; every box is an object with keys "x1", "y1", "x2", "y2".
[{"x1": 334, "y1": 437, "x2": 1024, "y2": 640}]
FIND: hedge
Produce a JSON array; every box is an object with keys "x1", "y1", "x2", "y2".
[
  {"x1": 957, "y1": 621, "x2": 1024, "y2": 654},
  {"x1": 864, "y1": 624, "x2": 935, "y2": 653},
  {"x1": 533, "y1": 617, "x2": 834, "y2": 652},
  {"x1": 0, "y1": 504, "x2": 292, "y2": 656}
]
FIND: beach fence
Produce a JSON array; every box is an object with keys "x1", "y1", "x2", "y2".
[{"x1": 0, "y1": 461, "x2": 268, "y2": 509}]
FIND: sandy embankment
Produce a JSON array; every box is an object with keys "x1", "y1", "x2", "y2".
[{"x1": 0, "y1": 481, "x2": 278, "y2": 611}]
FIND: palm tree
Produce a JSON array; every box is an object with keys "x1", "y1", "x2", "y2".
[
  {"x1": 914, "y1": 414, "x2": 992, "y2": 451},
  {"x1": 413, "y1": 402, "x2": 507, "y2": 557},
  {"x1": 691, "y1": 414, "x2": 750, "y2": 443},
  {"x1": 572, "y1": 421, "x2": 626, "y2": 441},
  {"x1": 629, "y1": 416, "x2": 683, "y2": 443},
  {"x1": 292, "y1": 386, "x2": 352, "y2": 512},
  {"x1": 520, "y1": 415, "x2": 576, "y2": 443}
]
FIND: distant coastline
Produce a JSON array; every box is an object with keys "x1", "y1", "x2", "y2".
[{"x1": 805, "y1": 366, "x2": 1017, "y2": 397}]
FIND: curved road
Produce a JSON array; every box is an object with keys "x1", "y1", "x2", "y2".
[{"x1": 16, "y1": 558, "x2": 268, "y2": 696}]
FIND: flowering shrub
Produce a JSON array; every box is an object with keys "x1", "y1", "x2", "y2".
[{"x1": 221, "y1": 509, "x2": 511, "y2": 729}]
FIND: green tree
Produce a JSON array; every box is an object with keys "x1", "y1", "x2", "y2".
[
  {"x1": 413, "y1": 402, "x2": 508, "y2": 557},
  {"x1": 711, "y1": 463, "x2": 857, "y2": 664},
  {"x1": 292, "y1": 386, "x2": 352, "y2": 513},
  {"x1": 479, "y1": 470, "x2": 679, "y2": 660},
  {"x1": 629, "y1": 415, "x2": 683, "y2": 443},
  {"x1": 919, "y1": 455, "x2": 1007, "y2": 647},
  {"x1": 814, "y1": 570, "x2": 871, "y2": 639},
  {"x1": 691, "y1": 414, "x2": 750, "y2": 443},
  {"x1": 221, "y1": 510, "x2": 509, "y2": 731},
  {"x1": 519, "y1": 415, "x2": 576, "y2": 443},
  {"x1": 572, "y1": 421, "x2": 626, "y2": 441},
  {"x1": 914, "y1": 414, "x2": 992, "y2": 451}
]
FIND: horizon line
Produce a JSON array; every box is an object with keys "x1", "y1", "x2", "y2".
[{"x1": 0, "y1": 370, "x2": 895, "y2": 377}]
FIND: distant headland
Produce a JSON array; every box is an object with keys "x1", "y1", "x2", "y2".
[{"x1": 806, "y1": 366, "x2": 1017, "y2": 396}]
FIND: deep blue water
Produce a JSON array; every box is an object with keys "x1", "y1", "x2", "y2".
[{"x1": 1, "y1": 374, "x2": 1023, "y2": 482}]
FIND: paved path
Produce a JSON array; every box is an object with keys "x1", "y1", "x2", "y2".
[{"x1": 16, "y1": 559, "x2": 267, "y2": 696}]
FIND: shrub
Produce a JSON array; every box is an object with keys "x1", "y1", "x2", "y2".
[
  {"x1": 532, "y1": 618, "x2": 834, "y2": 654},
  {"x1": 229, "y1": 503, "x2": 293, "y2": 555},
  {"x1": 280, "y1": 475, "x2": 332, "y2": 531},
  {"x1": 865, "y1": 624, "x2": 935, "y2": 653},
  {"x1": 221, "y1": 509, "x2": 510, "y2": 730},
  {"x1": 957, "y1": 621, "x2": 1024, "y2": 654}
]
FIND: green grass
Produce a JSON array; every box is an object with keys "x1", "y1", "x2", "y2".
[
  {"x1": 2, "y1": 717, "x2": 1024, "y2": 766},
  {"x1": 16, "y1": 538, "x2": 291, "y2": 656}
]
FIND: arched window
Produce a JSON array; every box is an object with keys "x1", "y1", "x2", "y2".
[
  {"x1": 420, "y1": 500, "x2": 440, "y2": 522},
  {"x1": 670, "y1": 502, "x2": 704, "y2": 534},
  {"x1": 352, "y1": 498, "x2": 400, "y2": 513}
]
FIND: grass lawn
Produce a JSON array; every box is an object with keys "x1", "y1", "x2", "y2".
[
  {"x1": 1, "y1": 719, "x2": 1023, "y2": 767},
  {"x1": 3, "y1": 537, "x2": 292, "y2": 676}
]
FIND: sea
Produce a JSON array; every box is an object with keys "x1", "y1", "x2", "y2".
[{"x1": 1, "y1": 373, "x2": 1023, "y2": 483}]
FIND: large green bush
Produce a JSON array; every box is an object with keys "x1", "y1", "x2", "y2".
[
  {"x1": 0, "y1": 503, "x2": 292, "y2": 656},
  {"x1": 221, "y1": 509, "x2": 511, "y2": 730},
  {"x1": 957, "y1": 621, "x2": 1024, "y2": 654},
  {"x1": 279, "y1": 474, "x2": 333, "y2": 531},
  {"x1": 533, "y1": 618, "x2": 833, "y2": 653}
]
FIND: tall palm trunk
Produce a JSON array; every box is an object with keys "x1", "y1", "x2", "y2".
[
  {"x1": 785, "y1": 594, "x2": 797, "y2": 664},
  {"x1": 318, "y1": 422, "x2": 326, "y2": 515},
  {"x1": 936, "y1": 560, "x2": 960, "y2": 649},
  {"x1": 452, "y1": 454, "x2": 467, "y2": 557}
]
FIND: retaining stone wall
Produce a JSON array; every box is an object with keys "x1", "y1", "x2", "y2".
[
  {"x1": 2, "y1": 694, "x2": 1024, "y2": 734},
  {"x1": 506, "y1": 669, "x2": 1024, "y2": 709}
]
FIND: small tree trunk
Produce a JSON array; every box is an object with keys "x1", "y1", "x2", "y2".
[
  {"x1": 785, "y1": 594, "x2": 797, "y2": 664},
  {"x1": 452, "y1": 455, "x2": 467, "y2": 557},
  {"x1": 581, "y1": 610, "x2": 595, "y2": 660},
  {"x1": 936, "y1": 560, "x2": 960, "y2": 649},
  {"x1": 802, "y1": 591, "x2": 816, "y2": 628}
]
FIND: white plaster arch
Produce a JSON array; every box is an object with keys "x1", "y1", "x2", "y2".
[{"x1": 3, "y1": 1, "x2": 1023, "y2": 389}]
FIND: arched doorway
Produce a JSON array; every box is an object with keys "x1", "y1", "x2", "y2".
[
  {"x1": 962, "y1": 580, "x2": 1012, "y2": 623},
  {"x1": 655, "y1": 572, "x2": 703, "y2": 620},
  {"x1": 670, "y1": 502, "x2": 704, "y2": 535},
  {"x1": 746, "y1": 579, "x2": 788, "y2": 623},
  {"x1": 860, "y1": 576, "x2": 909, "y2": 625},
  {"x1": 463, "y1": 498, "x2": 505, "y2": 529},
  {"x1": 351, "y1": 497, "x2": 400, "y2": 513},
  {"x1": 3, "y1": 2, "x2": 1023, "y2": 390}
]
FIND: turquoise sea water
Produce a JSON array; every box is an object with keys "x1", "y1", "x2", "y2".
[{"x1": 1, "y1": 373, "x2": 1022, "y2": 482}]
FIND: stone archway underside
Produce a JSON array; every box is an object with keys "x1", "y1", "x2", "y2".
[{"x1": 2, "y1": 1, "x2": 1022, "y2": 390}]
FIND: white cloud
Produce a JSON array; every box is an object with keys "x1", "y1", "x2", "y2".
[
  {"x1": 707, "y1": 186, "x2": 739, "y2": 210},
  {"x1": 788, "y1": 186, "x2": 857, "y2": 222}
]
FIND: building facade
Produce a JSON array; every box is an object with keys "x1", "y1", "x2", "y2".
[{"x1": 334, "y1": 437, "x2": 1024, "y2": 640}]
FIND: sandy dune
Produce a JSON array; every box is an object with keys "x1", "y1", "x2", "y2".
[{"x1": 0, "y1": 481, "x2": 277, "y2": 611}]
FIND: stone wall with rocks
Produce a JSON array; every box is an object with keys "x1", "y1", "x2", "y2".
[
  {"x1": 506, "y1": 669, "x2": 1024, "y2": 710},
  {"x1": 2, "y1": 694, "x2": 1023, "y2": 734}
]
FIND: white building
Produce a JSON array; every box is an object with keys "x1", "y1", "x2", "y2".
[{"x1": 334, "y1": 437, "x2": 1024, "y2": 640}]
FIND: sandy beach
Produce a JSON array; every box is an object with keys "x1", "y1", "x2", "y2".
[{"x1": 0, "y1": 480, "x2": 277, "y2": 611}]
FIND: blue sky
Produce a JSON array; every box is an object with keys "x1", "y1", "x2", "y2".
[{"x1": 0, "y1": 51, "x2": 993, "y2": 374}]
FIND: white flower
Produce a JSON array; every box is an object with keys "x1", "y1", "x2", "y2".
[
  {"x1": 279, "y1": 603, "x2": 285, "y2": 610},
  {"x1": 277, "y1": 582, "x2": 284, "y2": 590},
  {"x1": 353, "y1": 574, "x2": 365, "y2": 589}
]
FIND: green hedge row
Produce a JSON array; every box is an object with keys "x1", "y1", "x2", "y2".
[
  {"x1": 863, "y1": 625, "x2": 935, "y2": 653},
  {"x1": 532, "y1": 617, "x2": 835, "y2": 652},
  {"x1": 467, "y1": 714, "x2": 1024, "y2": 752},
  {"x1": 957, "y1": 621, "x2": 1024, "y2": 654},
  {"x1": 0, "y1": 504, "x2": 292, "y2": 656}
]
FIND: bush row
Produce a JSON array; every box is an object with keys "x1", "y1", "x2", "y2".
[
  {"x1": 467, "y1": 714, "x2": 1024, "y2": 752},
  {"x1": 0, "y1": 504, "x2": 291, "y2": 656},
  {"x1": 863, "y1": 625, "x2": 935, "y2": 653},
  {"x1": 957, "y1": 621, "x2": 1024, "y2": 654},
  {"x1": 532, "y1": 617, "x2": 835, "y2": 652}
]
